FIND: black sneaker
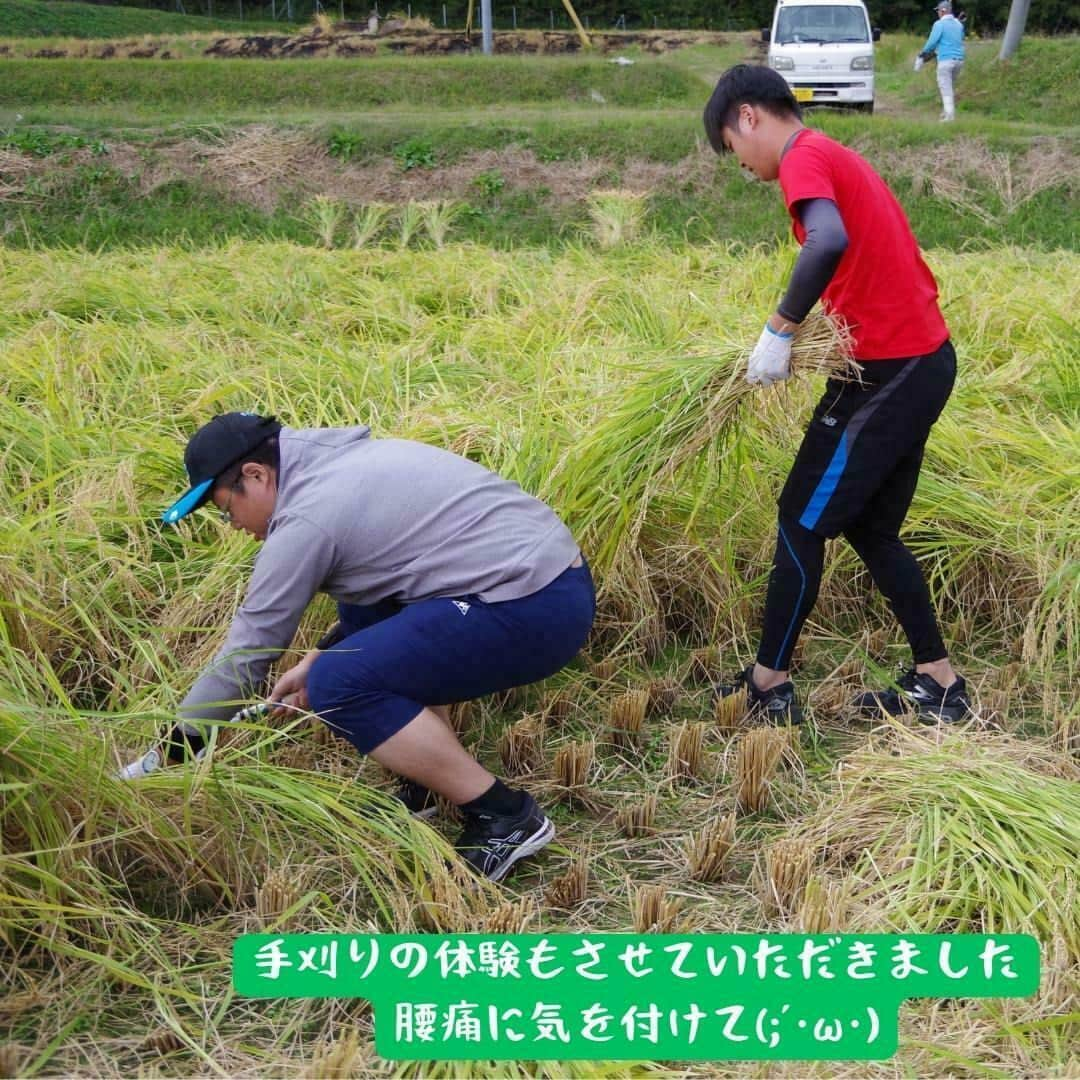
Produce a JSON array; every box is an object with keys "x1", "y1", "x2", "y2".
[
  {"x1": 455, "y1": 792, "x2": 555, "y2": 882},
  {"x1": 853, "y1": 669, "x2": 971, "y2": 723},
  {"x1": 715, "y1": 665, "x2": 803, "y2": 725},
  {"x1": 394, "y1": 779, "x2": 439, "y2": 820}
]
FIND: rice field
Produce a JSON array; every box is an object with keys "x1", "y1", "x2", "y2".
[{"x1": 0, "y1": 233, "x2": 1077, "y2": 1076}]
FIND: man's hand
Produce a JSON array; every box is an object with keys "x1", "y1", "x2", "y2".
[
  {"x1": 747, "y1": 321, "x2": 795, "y2": 386},
  {"x1": 269, "y1": 650, "x2": 319, "y2": 717}
]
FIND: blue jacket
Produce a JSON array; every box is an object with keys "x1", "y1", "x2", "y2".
[{"x1": 922, "y1": 14, "x2": 965, "y2": 61}]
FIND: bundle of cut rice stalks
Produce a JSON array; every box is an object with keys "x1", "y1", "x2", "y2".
[
  {"x1": 789, "y1": 727, "x2": 1080, "y2": 960},
  {"x1": 549, "y1": 312, "x2": 855, "y2": 571}
]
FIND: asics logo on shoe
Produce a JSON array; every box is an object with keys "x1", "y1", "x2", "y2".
[
  {"x1": 478, "y1": 830, "x2": 525, "y2": 871},
  {"x1": 452, "y1": 600, "x2": 471, "y2": 615}
]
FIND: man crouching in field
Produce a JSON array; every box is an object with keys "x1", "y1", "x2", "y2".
[{"x1": 145, "y1": 412, "x2": 594, "y2": 882}]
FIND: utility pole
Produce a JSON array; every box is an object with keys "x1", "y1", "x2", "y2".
[
  {"x1": 481, "y1": 0, "x2": 493, "y2": 54},
  {"x1": 999, "y1": 0, "x2": 1031, "y2": 60}
]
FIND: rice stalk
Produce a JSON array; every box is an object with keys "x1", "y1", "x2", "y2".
[
  {"x1": 418, "y1": 199, "x2": 464, "y2": 248},
  {"x1": 645, "y1": 676, "x2": 679, "y2": 716},
  {"x1": 395, "y1": 202, "x2": 425, "y2": 248},
  {"x1": 351, "y1": 202, "x2": 391, "y2": 249},
  {"x1": 631, "y1": 882, "x2": 682, "y2": 933},
  {"x1": 797, "y1": 875, "x2": 849, "y2": 934},
  {"x1": 553, "y1": 738, "x2": 595, "y2": 803},
  {"x1": 762, "y1": 838, "x2": 814, "y2": 918},
  {"x1": 616, "y1": 795, "x2": 657, "y2": 838},
  {"x1": 306, "y1": 1029, "x2": 364, "y2": 1079},
  {"x1": 685, "y1": 812, "x2": 736, "y2": 883},
  {"x1": 586, "y1": 189, "x2": 648, "y2": 249},
  {"x1": 497, "y1": 715, "x2": 545, "y2": 776},
  {"x1": 714, "y1": 686, "x2": 746, "y2": 734},
  {"x1": 545, "y1": 856, "x2": 588, "y2": 911},
  {"x1": 302, "y1": 194, "x2": 347, "y2": 249},
  {"x1": 609, "y1": 688, "x2": 648, "y2": 749},
  {"x1": 483, "y1": 896, "x2": 537, "y2": 934},
  {"x1": 255, "y1": 866, "x2": 304, "y2": 929},
  {"x1": 734, "y1": 727, "x2": 787, "y2": 813},
  {"x1": 666, "y1": 720, "x2": 708, "y2": 784}
]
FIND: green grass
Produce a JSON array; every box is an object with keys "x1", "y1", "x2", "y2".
[
  {"x1": 0, "y1": 0, "x2": 284, "y2": 38},
  {"x1": 876, "y1": 33, "x2": 1080, "y2": 126},
  {"x1": 0, "y1": 56, "x2": 704, "y2": 110}
]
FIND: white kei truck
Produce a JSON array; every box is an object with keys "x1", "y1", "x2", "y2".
[{"x1": 762, "y1": 0, "x2": 882, "y2": 113}]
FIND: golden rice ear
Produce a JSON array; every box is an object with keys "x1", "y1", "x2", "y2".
[
  {"x1": 734, "y1": 727, "x2": 787, "y2": 813},
  {"x1": 545, "y1": 856, "x2": 589, "y2": 911},
  {"x1": 667, "y1": 720, "x2": 709, "y2": 783},
  {"x1": 797, "y1": 875, "x2": 850, "y2": 934},
  {"x1": 497, "y1": 715, "x2": 545, "y2": 777},
  {"x1": 685, "y1": 812, "x2": 736, "y2": 883},
  {"x1": 762, "y1": 838, "x2": 814, "y2": 918},
  {"x1": 616, "y1": 794, "x2": 658, "y2": 838},
  {"x1": 609, "y1": 688, "x2": 649, "y2": 749},
  {"x1": 631, "y1": 882, "x2": 682, "y2": 933}
]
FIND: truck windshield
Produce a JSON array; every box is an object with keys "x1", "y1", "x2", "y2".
[{"x1": 776, "y1": 6, "x2": 869, "y2": 44}]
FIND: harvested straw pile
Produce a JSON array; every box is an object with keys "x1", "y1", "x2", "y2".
[
  {"x1": 550, "y1": 311, "x2": 855, "y2": 570},
  {"x1": 790, "y1": 728, "x2": 1080, "y2": 958}
]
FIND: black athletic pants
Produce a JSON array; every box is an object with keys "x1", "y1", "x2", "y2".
[{"x1": 756, "y1": 339, "x2": 956, "y2": 672}]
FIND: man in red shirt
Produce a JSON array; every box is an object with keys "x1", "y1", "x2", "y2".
[{"x1": 702, "y1": 64, "x2": 970, "y2": 724}]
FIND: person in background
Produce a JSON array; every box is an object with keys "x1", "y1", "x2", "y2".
[
  {"x1": 126, "y1": 412, "x2": 595, "y2": 882},
  {"x1": 919, "y1": 0, "x2": 966, "y2": 122},
  {"x1": 701, "y1": 64, "x2": 972, "y2": 726}
]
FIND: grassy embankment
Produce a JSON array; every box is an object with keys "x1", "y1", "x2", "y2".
[
  {"x1": 0, "y1": 37, "x2": 1076, "y2": 250},
  {"x1": 0, "y1": 0, "x2": 284, "y2": 38}
]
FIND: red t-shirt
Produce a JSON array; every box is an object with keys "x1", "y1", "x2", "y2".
[{"x1": 779, "y1": 129, "x2": 949, "y2": 360}]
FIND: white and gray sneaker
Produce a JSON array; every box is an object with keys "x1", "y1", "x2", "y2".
[{"x1": 455, "y1": 792, "x2": 555, "y2": 882}]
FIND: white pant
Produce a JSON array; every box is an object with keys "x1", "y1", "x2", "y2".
[{"x1": 937, "y1": 59, "x2": 963, "y2": 120}]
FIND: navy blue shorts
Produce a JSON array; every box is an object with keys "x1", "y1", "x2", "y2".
[{"x1": 306, "y1": 560, "x2": 595, "y2": 754}]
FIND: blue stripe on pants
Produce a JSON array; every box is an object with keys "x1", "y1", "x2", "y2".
[
  {"x1": 774, "y1": 522, "x2": 807, "y2": 669},
  {"x1": 799, "y1": 433, "x2": 848, "y2": 531}
]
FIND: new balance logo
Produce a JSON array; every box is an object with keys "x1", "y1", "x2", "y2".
[{"x1": 452, "y1": 600, "x2": 471, "y2": 615}]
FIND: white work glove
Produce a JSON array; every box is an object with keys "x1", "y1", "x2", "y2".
[
  {"x1": 913, "y1": 55, "x2": 925, "y2": 72},
  {"x1": 747, "y1": 323, "x2": 794, "y2": 387},
  {"x1": 117, "y1": 747, "x2": 163, "y2": 780}
]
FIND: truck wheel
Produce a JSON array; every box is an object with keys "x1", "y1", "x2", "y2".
[{"x1": 854, "y1": 102, "x2": 875, "y2": 114}]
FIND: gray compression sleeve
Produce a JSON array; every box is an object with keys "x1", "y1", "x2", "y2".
[{"x1": 777, "y1": 198, "x2": 849, "y2": 324}]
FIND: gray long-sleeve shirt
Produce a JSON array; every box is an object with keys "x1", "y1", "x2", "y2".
[{"x1": 178, "y1": 426, "x2": 580, "y2": 724}]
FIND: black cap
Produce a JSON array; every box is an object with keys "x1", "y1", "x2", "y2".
[{"x1": 162, "y1": 413, "x2": 282, "y2": 524}]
